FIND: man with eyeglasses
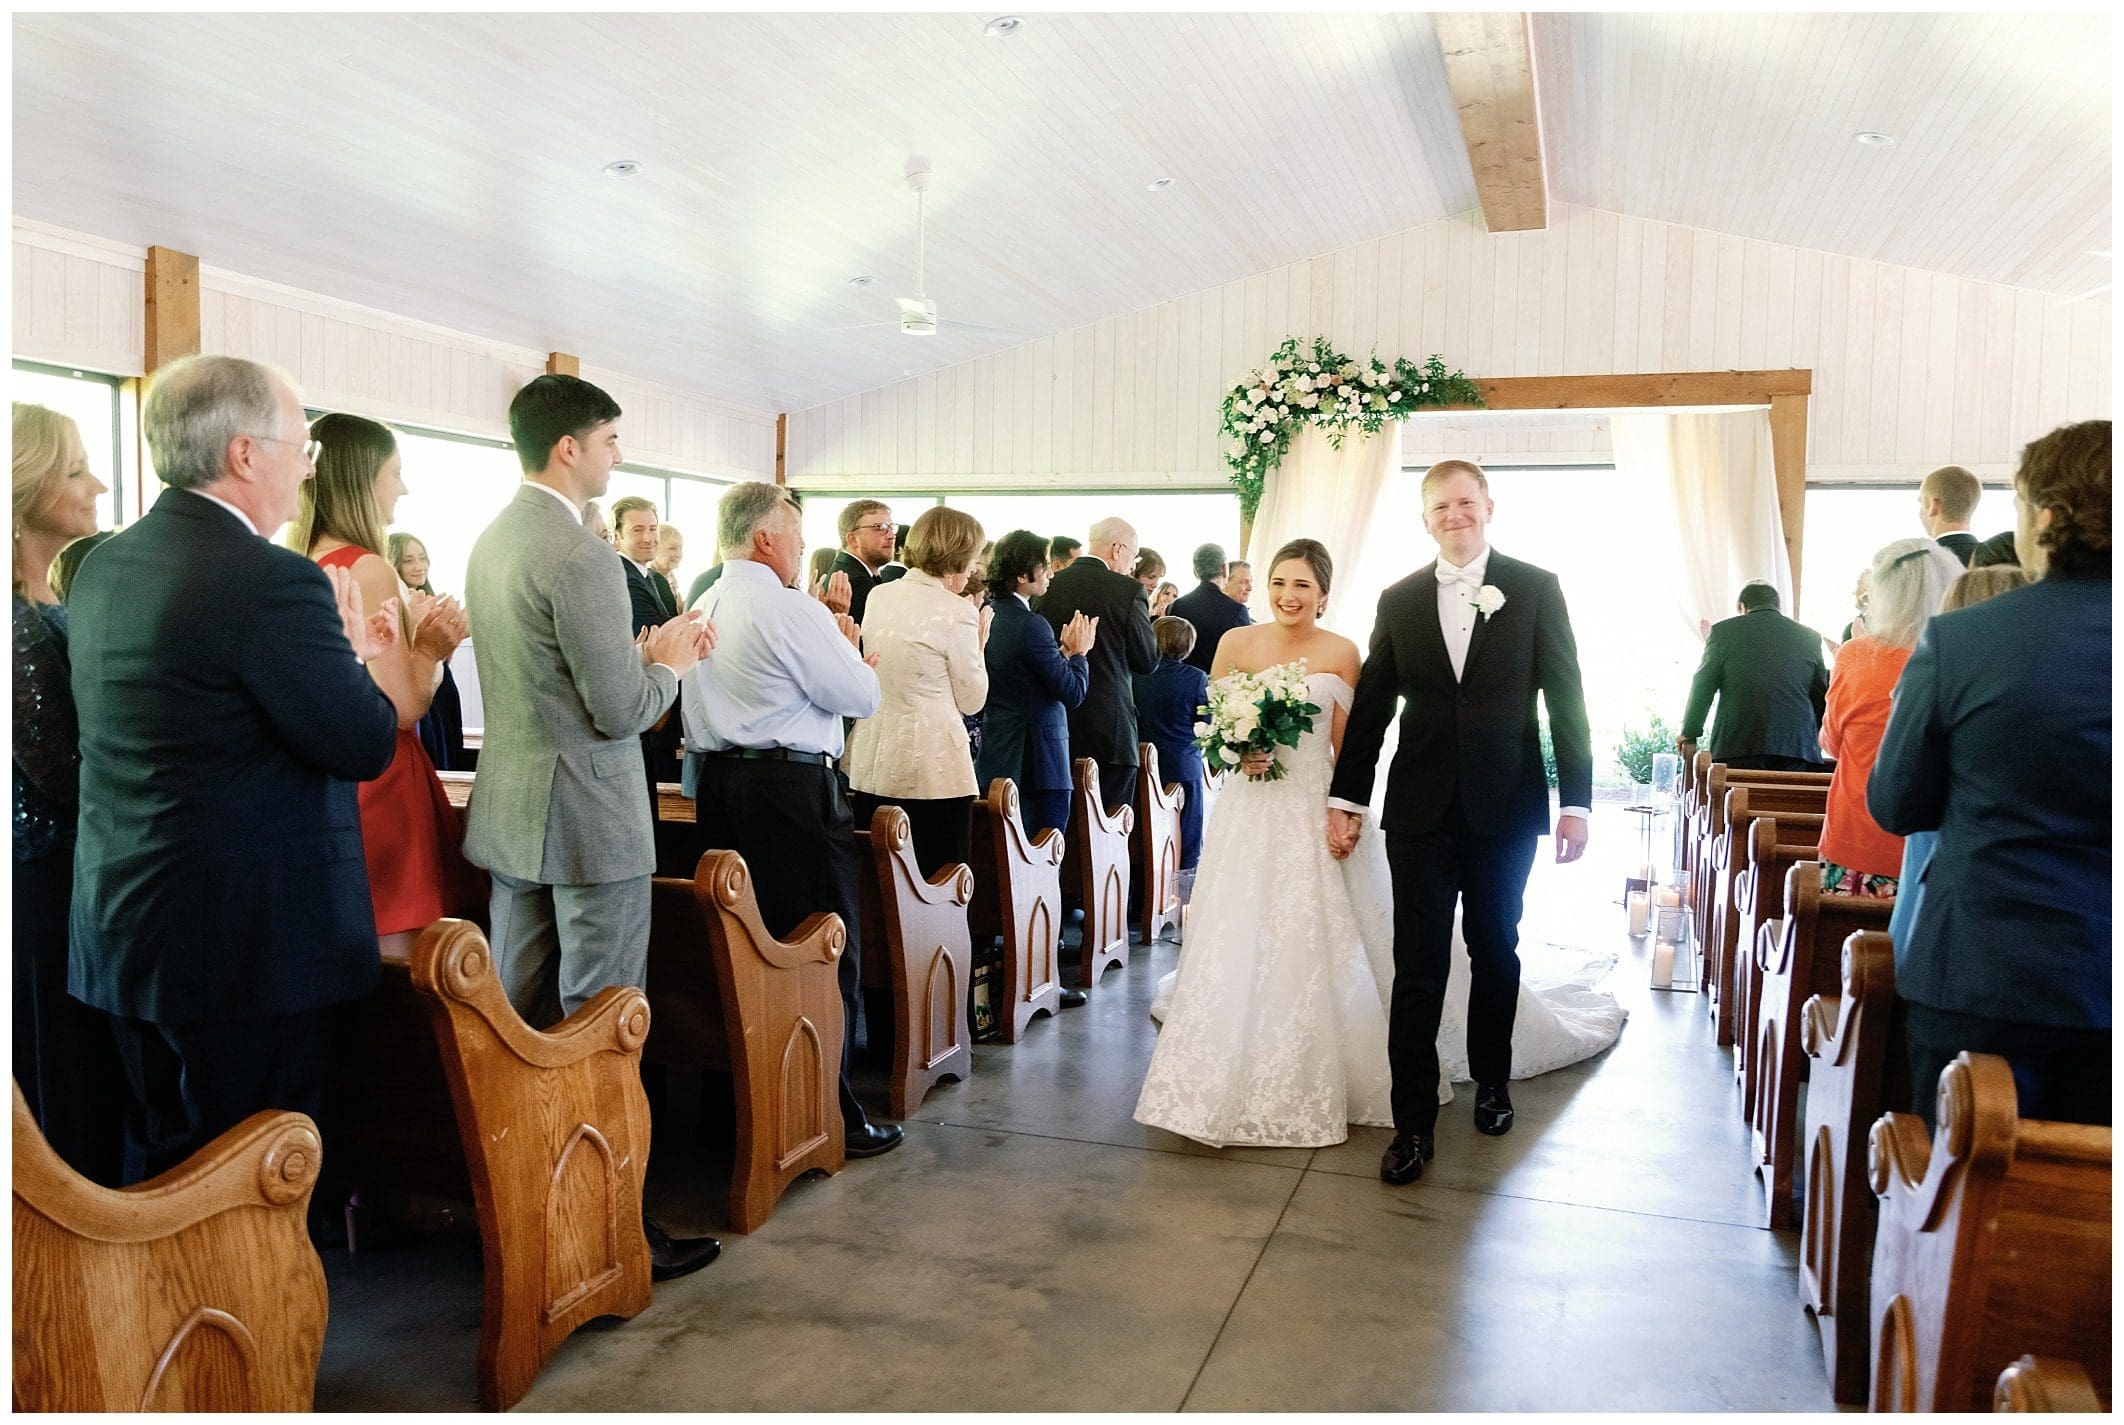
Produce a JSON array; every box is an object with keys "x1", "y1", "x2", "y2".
[
  {"x1": 830, "y1": 498, "x2": 895, "y2": 625},
  {"x1": 66, "y1": 354, "x2": 402, "y2": 1186}
]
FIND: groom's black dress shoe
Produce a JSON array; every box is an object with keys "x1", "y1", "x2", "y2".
[
  {"x1": 644, "y1": 1216, "x2": 721, "y2": 1281},
  {"x1": 1379, "y1": 1133, "x2": 1435, "y2": 1185},
  {"x1": 1059, "y1": 987, "x2": 1088, "y2": 1008},
  {"x1": 1474, "y1": 1083, "x2": 1515, "y2": 1136}
]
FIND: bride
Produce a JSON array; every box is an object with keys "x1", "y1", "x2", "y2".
[{"x1": 1132, "y1": 539, "x2": 1624, "y2": 1150}]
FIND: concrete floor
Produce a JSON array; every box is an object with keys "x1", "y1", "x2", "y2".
[{"x1": 316, "y1": 810, "x2": 1836, "y2": 1411}]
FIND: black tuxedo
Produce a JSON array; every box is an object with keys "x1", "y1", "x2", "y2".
[
  {"x1": 1034, "y1": 554, "x2": 1159, "y2": 809},
  {"x1": 1680, "y1": 608, "x2": 1828, "y2": 765},
  {"x1": 66, "y1": 490, "x2": 399, "y2": 1178},
  {"x1": 1934, "y1": 530, "x2": 1979, "y2": 567},
  {"x1": 622, "y1": 555, "x2": 682, "y2": 788},
  {"x1": 1169, "y1": 580, "x2": 1251, "y2": 674},
  {"x1": 831, "y1": 550, "x2": 883, "y2": 625},
  {"x1": 1329, "y1": 549, "x2": 1593, "y2": 1134},
  {"x1": 1968, "y1": 531, "x2": 2020, "y2": 569}
]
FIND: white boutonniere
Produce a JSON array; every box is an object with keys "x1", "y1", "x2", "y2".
[{"x1": 1474, "y1": 585, "x2": 1507, "y2": 620}]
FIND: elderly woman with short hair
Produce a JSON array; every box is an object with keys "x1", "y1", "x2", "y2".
[
  {"x1": 1815, "y1": 537, "x2": 1965, "y2": 896},
  {"x1": 844, "y1": 505, "x2": 991, "y2": 877}
]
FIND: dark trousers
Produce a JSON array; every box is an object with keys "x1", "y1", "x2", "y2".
[
  {"x1": 1723, "y1": 753, "x2": 1824, "y2": 773},
  {"x1": 1174, "y1": 775, "x2": 1205, "y2": 872},
  {"x1": 851, "y1": 792, "x2": 972, "y2": 881},
  {"x1": 110, "y1": 1007, "x2": 334, "y2": 1185},
  {"x1": 1905, "y1": 1002, "x2": 2112, "y2": 1131},
  {"x1": 1022, "y1": 789, "x2": 1071, "y2": 842},
  {"x1": 1384, "y1": 791, "x2": 1541, "y2": 1135},
  {"x1": 692, "y1": 756, "x2": 873, "y2": 1128},
  {"x1": 1096, "y1": 761, "x2": 1139, "y2": 816},
  {"x1": 13, "y1": 849, "x2": 128, "y2": 1187}
]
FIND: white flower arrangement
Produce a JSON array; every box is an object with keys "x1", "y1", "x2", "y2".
[
  {"x1": 1220, "y1": 337, "x2": 1482, "y2": 520},
  {"x1": 1195, "y1": 660, "x2": 1321, "y2": 782}
]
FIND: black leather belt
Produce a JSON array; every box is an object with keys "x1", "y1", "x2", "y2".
[{"x1": 703, "y1": 747, "x2": 834, "y2": 767}]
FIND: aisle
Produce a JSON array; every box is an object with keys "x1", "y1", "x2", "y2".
[{"x1": 316, "y1": 805, "x2": 1834, "y2": 1411}]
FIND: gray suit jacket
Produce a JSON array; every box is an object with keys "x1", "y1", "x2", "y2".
[{"x1": 463, "y1": 483, "x2": 678, "y2": 884}]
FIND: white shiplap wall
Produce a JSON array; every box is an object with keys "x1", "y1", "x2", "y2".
[
  {"x1": 12, "y1": 220, "x2": 777, "y2": 481},
  {"x1": 788, "y1": 202, "x2": 2111, "y2": 488}
]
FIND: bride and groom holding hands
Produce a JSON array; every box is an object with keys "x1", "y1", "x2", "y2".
[{"x1": 1136, "y1": 459, "x2": 1625, "y2": 1184}]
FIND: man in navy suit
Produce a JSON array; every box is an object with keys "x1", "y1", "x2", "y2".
[
  {"x1": 1034, "y1": 517, "x2": 1159, "y2": 810},
  {"x1": 1169, "y1": 543, "x2": 1252, "y2": 675},
  {"x1": 1870, "y1": 420, "x2": 2111, "y2": 1129},
  {"x1": 977, "y1": 530, "x2": 1095, "y2": 841},
  {"x1": 68, "y1": 355, "x2": 401, "y2": 1183}
]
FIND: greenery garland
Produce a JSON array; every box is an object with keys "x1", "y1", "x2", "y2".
[{"x1": 1221, "y1": 336, "x2": 1484, "y2": 519}]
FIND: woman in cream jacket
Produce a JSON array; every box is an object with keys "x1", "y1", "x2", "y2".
[{"x1": 845, "y1": 505, "x2": 991, "y2": 876}]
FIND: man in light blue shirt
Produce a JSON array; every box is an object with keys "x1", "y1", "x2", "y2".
[{"x1": 682, "y1": 482, "x2": 902, "y2": 1158}]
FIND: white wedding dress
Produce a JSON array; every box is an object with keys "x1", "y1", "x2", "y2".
[{"x1": 1133, "y1": 672, "x2": 1627, "y2": 1149}]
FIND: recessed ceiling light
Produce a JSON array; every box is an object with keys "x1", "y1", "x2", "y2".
[
  {"x1": 848, "y1": 274, "x2": 876, "y2": 287},
  {"x1": 1853, "y1": 131, "x2": 1895, "y2": 147},
  {"x1": 983, "y1": 15, "x2": 1022, "y2": 37},
  {"x1": 1147, "y1": 177, "x2": 1175, "y2": 192},
  {"x1": 601, "y1": 159, "x2": 642, "y2": 177}
]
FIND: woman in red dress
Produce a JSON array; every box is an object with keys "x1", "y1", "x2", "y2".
[{"x1": 288, "y1": 413, "x2": 476, "y2": 948}]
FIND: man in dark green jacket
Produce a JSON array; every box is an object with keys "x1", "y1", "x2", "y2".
[{"x1": 1678, "y1": 582, "x2": 1829, "y2": 772}]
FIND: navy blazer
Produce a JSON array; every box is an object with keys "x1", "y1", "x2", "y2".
[
  {"x1": 975, "y1": 594, "x2": 1089, "y2": 796},
  {"x1": 1169, "y1": 581, "x2": 1251, "y2": 675},
  {"x1": 67, "y1": 490, "x2": 399, "y2": 1024},
  {"x1": 1868, "y1": 576, "x2": 2111, "y2": 1028},
  {"x1": 1133, "y1": 658, "x2": 1209, "y2": 783}
]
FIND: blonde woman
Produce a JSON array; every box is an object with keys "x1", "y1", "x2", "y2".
[
  {"x1": 12, "y1": 402, "x2": 124, "y2": 1184},
  {"x1": 843, "y1": 505, "x2": 990, "y2": 876},
  {"x1": 388, "y1": 530, "x2": 467, "y2": 771},
  {"x1": 290, "y1": 413, "x2": 475, "y2": 942}
]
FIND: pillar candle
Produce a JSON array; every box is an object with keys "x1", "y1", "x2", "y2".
[
  {"x1": 1654, "y1": 886, "x2": 1682, "y2": 908},
  {"x1": 1650, "y1": 941, "x2": 1676, "y2": 988},
  {"x1": 1626, "y1": 891, "x2": 1650, "y2": 936}
]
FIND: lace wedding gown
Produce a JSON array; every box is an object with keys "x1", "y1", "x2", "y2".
[{"x1": 1134, "y1": 673, "x2": 1627, "y2": 1149}]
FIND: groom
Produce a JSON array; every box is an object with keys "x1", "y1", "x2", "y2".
[{"x1": 1327, "y1": 459, "x2": 1593, "y2": 1185}]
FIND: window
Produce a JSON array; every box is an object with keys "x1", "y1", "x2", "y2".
[
  {"x1": 935, "y1": 491, "x2": 1242, "y2": 580},
  {"x1": 380, "y1": 429, "x2": 525, "y2": 598},
  {"x1": 13, "y1": 361, "x2": 126, "y2": 527},
  {"x1": 1797, "y1": 485, "x2": 2018, "y2": 639}
]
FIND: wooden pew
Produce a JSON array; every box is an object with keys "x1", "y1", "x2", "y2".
[
  {"x1": 966, "y1": 778, "x2": 1064, "y2": 1041},
  {"x1": 1062, "y1": 758, "x2": 1135, "y2": 988},
  {"x1": 405, "y1": 921, "x2": 655, "y2": 1409},
  {"x1": 1687, "y1": 763, "x2": 1831, "y2": 957},
  {"x1": 439, "y1": 770, "x2": 701, "y2": 877},
  {"x1": 1707, "y1": 783, "x2": 1827, "y2": 1046},
  {"x1": 855, "y1": 805, "x2": 975, "y2": 1119},
  {"x1": 13, "y1": 1084, "x2": 327, "y2": 1411},
  {"x1": 1797, "y1": 930, "x2": 1909, "y2": 1404},
  {"x1": 1728, "y1": 810, "x2": 1824, "y2": 1089},
  {"x1": 645, "y1": 851, "x2": 846, "y2": 1234},
  {"x1": 1132, "y1": 742, "x2": 1186, "y2": 946},
  {"x1": 1868, "y1": 1052, "x2": 2111, "y2": 1412},
  {"x1": 1746, "y1": 862, "x2": 1894, "y2": 1228},
  {"x1": 1994, "y1": 1356, "x2": 2106, "y2": 1412}
]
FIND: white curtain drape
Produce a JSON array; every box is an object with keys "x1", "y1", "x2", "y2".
[
  {"x1": 1608, "y1": 408, "x2": 1787, "y2": 646},
  {"x1": 1242, "y1": 423, "x2": 1401, "y2": 634}
]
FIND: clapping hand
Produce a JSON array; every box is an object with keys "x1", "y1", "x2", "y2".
[
  {"x1": 814, "y1": 571, "x2": 853, "y2": 617},
  {"x1": 977, "y1": 602, "x2": 995, "y2": 648},
  {"x1": 329, "y1": 565, "x2": 400, "y2": 662},
  {"x1": 645, "y1": 610, "x2": 713, "y2": 677},
  {"x1": 407, "y1": 590, "x2": 469, "y2": 661},
  {"x1": 833, "y1": 611, "x2": 863, "y2": 649},
  {"x1": 1058, "y1": 611, "x2": 1098, "y2": 657}
]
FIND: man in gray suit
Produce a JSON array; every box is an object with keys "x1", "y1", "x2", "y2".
[{"x1": 465, "y1": 374, "x2": 719, "y2": 1278}]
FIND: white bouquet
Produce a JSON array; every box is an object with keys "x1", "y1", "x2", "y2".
[{"x1": 1193, "y1": 659, "x2": 1320, "y2": 782}]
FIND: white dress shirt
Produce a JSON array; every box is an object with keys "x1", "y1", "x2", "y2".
[
  {"x1": 1332, "y1": 544, "x2": 1587, "y2": 825},
  {"x1": 681, "y1": 559, "x2": 880, "y2": 756}
]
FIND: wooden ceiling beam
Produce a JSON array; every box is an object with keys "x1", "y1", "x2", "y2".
[{"x1": 1434, "y1": 13, "x2": 1549, "y2": 233}]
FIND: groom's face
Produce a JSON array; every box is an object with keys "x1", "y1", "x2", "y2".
[{"x1": 1423, "y1": 469, "x2": 1493, "y2": 556}]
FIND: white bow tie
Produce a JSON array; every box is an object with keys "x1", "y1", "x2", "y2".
[{"x1": 1437, "y1": 567, "x2": 1482, "y2": 591}]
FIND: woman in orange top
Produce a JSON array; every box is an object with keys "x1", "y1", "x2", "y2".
[{"x1": 1817, "y1": 537, "x2": 1965, "y2": 895}]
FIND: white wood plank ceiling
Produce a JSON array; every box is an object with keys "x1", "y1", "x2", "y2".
[{"x1": 11, "y1": 12, "x2": 2110, "y2": 412}]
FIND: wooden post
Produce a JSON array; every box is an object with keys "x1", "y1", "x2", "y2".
[
  {"x1": 545, "y1": 352, "x2": 580, "y2": 377},
  {"x1": 143, "y1": 246, "x2": 200, "y2": 375},
  {"x1": 1768, "y1": 393, "x2": 1809, "y2": 604},
  {"x1": 774, "y1": 413, "x2": 788, "y2": 485}
]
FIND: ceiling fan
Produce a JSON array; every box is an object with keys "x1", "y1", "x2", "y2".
[{"x1": 829, "y1": 156, "x2": 1029, "y2": 340}]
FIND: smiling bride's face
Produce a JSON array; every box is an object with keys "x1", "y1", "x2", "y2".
[{"x1": 1267, "y1": 557, "x2": 1325, "y2": 628}]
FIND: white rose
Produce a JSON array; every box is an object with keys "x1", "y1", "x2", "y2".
[
  {"x1": 1294, "y1": 375, "x2": 1314, "y2": 392},
  {"x1": 1307, "y1": 362, "x2": 1320, "y2": 373},
  {"x1": 1218, "y1": 745, "x2": 1240, "y2": 767},
  {"x1": 1474, "y1": 584, "x2": 1507, "y2": 618},
  {"x1": 1257, "y1": 429, "x2": 1275, "y2": 444},
  {"x1": 1193, "y1": 721, "x2": 1211, "y2": 738},
  {"x1": 1387, "y1": 388, "x2": 1401, "y2": 401},
  {"x1": 1299, "y1": 392, "x2": 1319, "y2": 408}
]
